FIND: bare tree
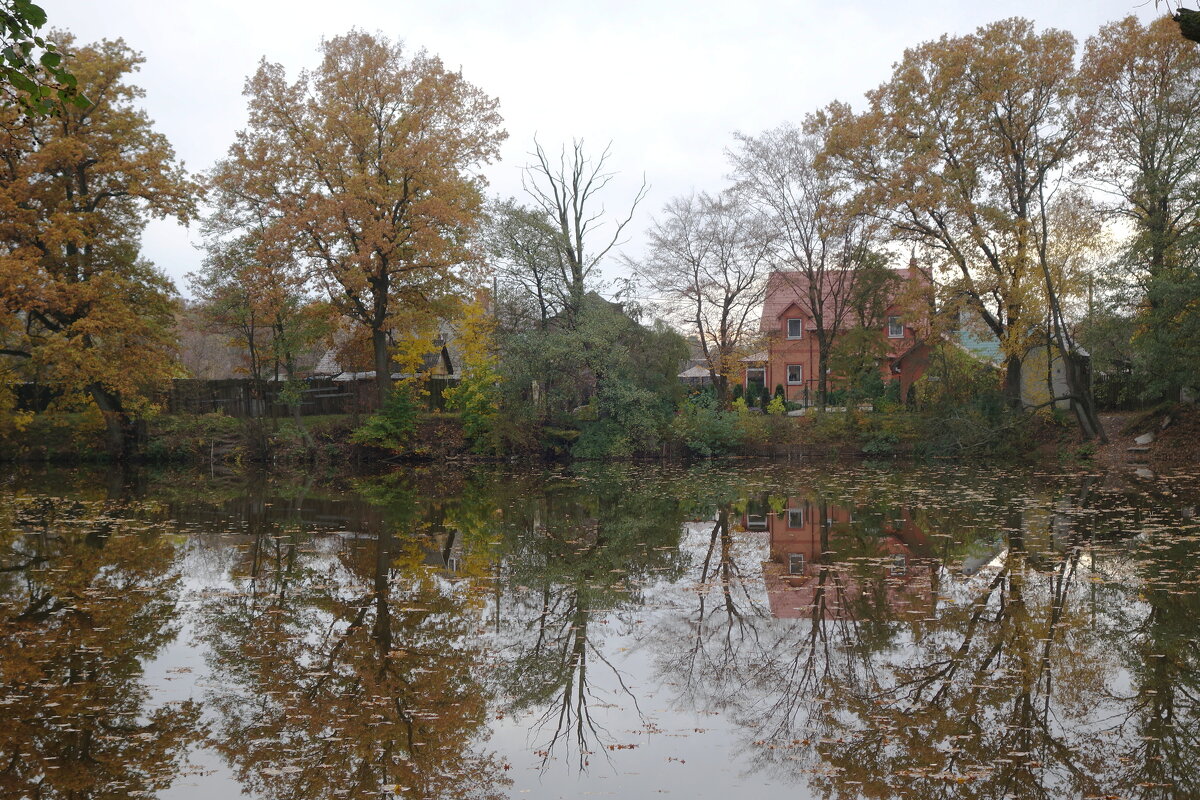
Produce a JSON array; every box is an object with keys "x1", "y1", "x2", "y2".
[
  {"x1": 522, "y1": 138, "x2": 647, "y2": 320},
  {"x1": 728, "y1": 123, "x2": 879, "y2": 404},
  {"x1": 637, "y1": 191, "x2": 772, "y2": 406}
]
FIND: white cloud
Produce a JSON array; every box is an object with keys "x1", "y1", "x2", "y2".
[{"x1": 41, "y1": 0, "x2": 1162, "y2": 296}]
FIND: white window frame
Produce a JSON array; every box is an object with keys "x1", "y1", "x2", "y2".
[
  {"x1": 745, "y1": 367, "x2": 765, "y2": 385},
  {"x1": 787, "y1": 508, "x2": 804, "y2": 528},
  {"x1": 887, "y1": 316, "x2": 904, "y2": 339},
  {"x1": 786, "y1": 318, "x2": 804, "y2": 339},
  {"x1": 788, "y1": 553, "x2": 806, "y2": 575},
  {"x1": 786, "y1": 364, "x2": 804, "y2": 385}
]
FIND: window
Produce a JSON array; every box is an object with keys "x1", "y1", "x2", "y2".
[
  {"x1": 787, "y1": 364, "x2": 803, "y2": 385},
  {"x1": 787, "y1": 508, "x2": 804, "y2": 528},
  {"x1": 746, "y1": 514, "x2": 768, "y2": 531},
  {"x1": 887, "y1": 316, "x2": 904, "y2": 339},
  {"x1": 888, "y1": 553, "x2": 908, "y2": 576},
  {"x1": 788, "y1": 553, "x2": 806, "y2": 575},
  {"x1": 745, "y1": 367, "x2": 765, "y2": 387},
  {"x1": 787, "y1": 318, "x2": 804, "y2": 339}
]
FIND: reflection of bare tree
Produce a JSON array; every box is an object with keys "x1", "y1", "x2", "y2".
[
  {"x1": 668, "y1": 507, "x2": 771, "y2": 704},
  {"x1": 793, "y1": 481, "x2": 1200, "y2": 800},
  {"x1": 1098, "y1": 529, "x2": 1200, "y2": 800},
  {"x1": 0, "y1": 495, "x2": 201, "y2": 800},
  {"x1": 490, "y1": 475, "x2": 686, "y2": 769}
]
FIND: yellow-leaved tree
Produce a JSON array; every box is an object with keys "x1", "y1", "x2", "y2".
[
  {"x1": 209, "y1": 30, "x2": 506, "y2": 406},
  {"x1": 444, "y1": 292, "x2": 502, "y2": 453},
  {"x1": 820, "y1": 18, "x2": 1106, "y2": 439},
  {"x1": 0, "y1": 33, "x2": 199, "y2": 458}
]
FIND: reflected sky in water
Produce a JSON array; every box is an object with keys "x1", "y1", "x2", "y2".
[{"x1": 2, "y1": 462, "x2": 1199, "y2": 799}]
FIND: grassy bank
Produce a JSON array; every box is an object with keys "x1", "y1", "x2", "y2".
[{"x1": 0, "y1": 402, "x2": 1070, "y2": 465}]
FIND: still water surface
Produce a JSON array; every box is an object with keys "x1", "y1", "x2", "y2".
[{"x1": 2, "y1": 462, "x2": 1199, "y2": 799}]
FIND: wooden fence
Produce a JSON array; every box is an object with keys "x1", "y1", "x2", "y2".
[{"x1": 165, "y1": 377, "x2": 456, "y2": 417}]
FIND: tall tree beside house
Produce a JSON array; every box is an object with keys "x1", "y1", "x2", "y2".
[
  {"x1": 0, "y1": 34, "x2": 198, "y2": 458},
  {"x1": 637, "y1": 191, "x2": 771, "y2": 408},
  {"x1": 826, "y1": 253, "x2": 904, "y2": 401},
  {"x1": 1079, "y1": 15, "x2": 1200, "y2": 401},
  {"x1": 209, "y1": 31, "x2": 505, "y2": 406},
  {"x1": 820, "y1": 18, "x2": 1106, "y2": 439},
  {"x1": 727, "y1": 123, "x2": 880, "y2": 405}
]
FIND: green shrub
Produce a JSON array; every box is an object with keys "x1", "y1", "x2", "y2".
[
  {"x1": 351, "y1": 385, "x2": 420, "y2": 451},
  {"x1": 670, "y1": 394, "x2": 743, "y2": 456},
  {"x1": 861, "y1": 431, "x2": 899, "y2": 456}
]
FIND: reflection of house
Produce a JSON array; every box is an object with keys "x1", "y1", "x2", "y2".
[
  {"x1": 746, "y1": 498, "x2": 933, "y2": 619},
  {"x1": 745, "y1": 268, "x2": 931, "y2": 405}
]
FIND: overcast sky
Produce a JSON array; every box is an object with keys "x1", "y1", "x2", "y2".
[{"x1": 42, "y1": 0, "x2": 1164, "y2": 299}]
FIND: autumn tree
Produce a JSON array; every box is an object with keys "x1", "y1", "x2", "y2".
[
  {"x1": 637, "y1": 191, "x2": 771, "y2": 407},
  {"x1": 210, "y1": 31, "x2": 505, "y2": 405},
  {"x1": 728, "y1": 123, "x2": 881, "y2": 405},
  {"x1": 190, "y1": 230, "x2": 331, "y2": 428},
  {"x1": 1079, "y1": 15, "x2": 1200, "y2": 400},
  {"x1": 0, "y1": 34, "x2": 198, "y2": 458},
  {"x1": 821, "y1": 18, "x2": 1105, "y2": 438}
]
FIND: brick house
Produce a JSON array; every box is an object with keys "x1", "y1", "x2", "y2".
[{"x1": 743, "y1": 268, "x2": 932, "y2": 405}]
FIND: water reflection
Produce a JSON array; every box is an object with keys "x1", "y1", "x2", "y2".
[
  {"x1": 488, "y1": 468, "x2": 688, "y2": 768},
  {"x1": 195, "y1": 471, "x2": 510, "y2": 800},
  {"x1": 0, "y1": 465, "x2": 1198, "y2": 799},
  {"x1": 0, "y1": 493, "x2": 201, "y2": 800}
]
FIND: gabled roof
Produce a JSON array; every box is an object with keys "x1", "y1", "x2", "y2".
[
  {"x1": 677, "y1": 364, "x2": 713, "y2": 379},
  {"x1": 759, "y1": 268, "x2": 925, "y2": 333}
]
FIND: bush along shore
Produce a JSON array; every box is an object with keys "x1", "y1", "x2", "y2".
[{"x1": 0, "y1": 394, "x2": 1088, "y2": 467}]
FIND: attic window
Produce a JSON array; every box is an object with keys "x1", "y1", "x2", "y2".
[
  {"x1": 887, "y1": 316, "x2": 904, "y2": 338},
  {"x1": 787, "y1": 318, "x2": 804, "y2": 339}
]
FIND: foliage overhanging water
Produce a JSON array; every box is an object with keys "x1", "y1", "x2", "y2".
[{"x1": 2, "y1": 462, "x2": 1199, "y2": 799}]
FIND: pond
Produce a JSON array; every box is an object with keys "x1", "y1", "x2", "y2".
[{"x1": 2, "y1": 461, "x2": 1199, "y2": 799}]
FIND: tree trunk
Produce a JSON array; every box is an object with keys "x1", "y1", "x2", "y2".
[
  {"x1": 714, "y1": 372, "x2": 728, "y2": 408},
  {"x1": 88, "y1": 384, "x2": 138, "y2": 461},
  {"x1": 817, "y1": 334, "x2": 830, "y2": 406},
  {"x1": 1004, "y1": 356, "x2": 1023, "y2": 408},
  {"x1": 372, "y1": 326, "x2": 391, "y2": 408},
  {"x1": 1065, "y1": 352, "x2": 1106, "y2": 442}
]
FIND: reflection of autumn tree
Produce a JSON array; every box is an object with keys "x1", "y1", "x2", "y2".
[
  {"x1": 489, "y1": 467, "x2": 687, "y2": 768},
  {"x1": 801, "y1": 492, "x2": 1126, "y2": 800},
  {"x1": 0, "y1": 496, "x2": 200, "y2": 800},
  {"x1": 199, "y1": 474, "x2": 508, "y2": 800},
  {"x1": 1094, "y1": 526, "x2": 1200, "y2": 800}
]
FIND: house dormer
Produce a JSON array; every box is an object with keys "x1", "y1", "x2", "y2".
[{"x1": 776, "y1": 302, "x2": 806, "y2": 339}]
